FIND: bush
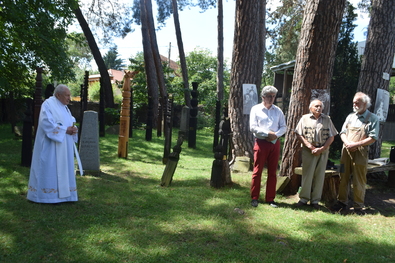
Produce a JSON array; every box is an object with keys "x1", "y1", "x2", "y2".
[{"x1": 104, "y1": 107, "x2": 120, "y2": 125}]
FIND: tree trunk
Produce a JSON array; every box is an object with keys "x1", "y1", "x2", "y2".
[
  {"x1": 145, "y1": 0, "x2": 167, "y2": 101},
  {"x1": 172, "y1": 0, "x2": 191, "y2": 108},
  {"x1": 279, "y1": 0, "x2": 346, "y2": 195},
  {"x1": 229, "y1": 0, "x2": 266, "y2": 159},
  {"x1": 255, "y1": 0, "x2": 265, "y2": 91},
  {"x1": 140, "y1": 0, "x2": 159, "y2": 131},
  {"x1": 217, "y1": 0, "x2": 224, "y2": 101},
  {"x1": 73, "y1": 7, "x2": 114, "y2": 108},
  {"x1": 357, "y1": 0, "x2": 395, "y2": 159}
]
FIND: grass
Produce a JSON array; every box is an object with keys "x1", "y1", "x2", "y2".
[{"x1": 0, "y1": 123, "x2": 394, "y2": 262}]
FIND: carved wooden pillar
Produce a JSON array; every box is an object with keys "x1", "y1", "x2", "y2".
[
  {"x1": 188, "y1": 82, "x2": 199, "y2": 148},
  {"x1": 33, "y1": 67, "x2": 43, "y2": 137},
  {"x1": 44, "y1": 84, "x2": 54, "y2": 99},
  {"x1": 21, "y1": 98, "x2": 33, "y2": 167},
  {"x1": 160, "y1": 106, "x2": 189, "y2": 186},
  {"x1": 213, "y1": 100, "x2": 221, "y2": 152},
  {"x1": 210, "y1": 106, "x2": 232, "y2": 188},
  {"x1": 99, "y1": 77, "x2": 105, "y2": 137},
  {"x1": 118, "y1": 71, "x2": 133, "y2": 158},
  {"x1": 162, "y1": 94, "x2": 174, "y2": 164},
  {"x1": 129, "y1": 84, "x2": 134, "y2": 138},
  {"x1": 146, "y1": 97, "x2": 153, "y2": 141}
]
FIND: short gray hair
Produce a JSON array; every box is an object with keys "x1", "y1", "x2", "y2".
[
  {"x1": 309, "y1": 99, "x2": 324, "y2": 110},
  {"x1": 54, "y1": 84, "x2": 69, "y2": 95},
  {"x1": 260, "y1": 85, "x2": 278, "y2": 97}
]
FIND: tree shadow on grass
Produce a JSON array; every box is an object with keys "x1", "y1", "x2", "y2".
[{"x1": 2, "y1": 172, "x2": 395, "y2": 262}]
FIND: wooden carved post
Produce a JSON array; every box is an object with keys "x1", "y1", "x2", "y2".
[
  {"x1": 146, "y1": 97, "x2": 153, "y2": 141},
  {"x1": 210, "y1": 145, "x2": 225, "y2": 188},
  {"x1": 79, "y1": 72, "x2": 89, "y2": 141},
  {"x1": 210, "y1": 106, "x2": 232, "y2": 188},
  {"x1": 161, "y1": 106, "x2": 189, "y2": 186},
  {"x1": 129, "y1": 84, "x2": 134, "y2": 138},
  {"x1": 157, "y1": 98, "x2": 163, "y2": 137},
  {"x1": 162, "y1": 94, "x2": 174, "y2": 164},
  {"x1": 213, "y1": 100, "x2": 221, "y2": 152},
  {"x1": 44, "y1": 84, "x2": 54, "y2": 99},
  {"x1": 99, "y1": 77, "x2": 105, "y2": 137},
  {"x1": 188, "y1": 82, "x2": 199, "y2": 148},
  {"x1": 220, "y1": 106, "x2": 232, "y2": 185},
  {"x1": 10, "y1": 91, "x2": 16, "y2": 134},
  {"x1": 21, "y1": 98, "x2": 33, "y2": 167},
  {"x1": 82, "y1": 71, "x2": 89, "y2": 112},
  {"x1": 33, "y1": 67, "x2": 43, "y2": 137},
  {"x1": 79, "y1": 84, "x2": 84, "y2": 128},
  {"x1": 117, "y1": 71, "x2": 136, "y2": 158}
]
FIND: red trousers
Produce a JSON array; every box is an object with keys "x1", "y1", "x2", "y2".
[{"x1": 250, "y1": 138, "x2": 280, "y2": 202}]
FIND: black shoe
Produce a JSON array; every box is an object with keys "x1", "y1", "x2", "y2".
[
  {"x1": 354, "y1": 208, "x2": 366, "y2": 216},
  {"x1": 268, "y1": 201, "x2": 278, "y2": 208},
  {"x1": 251, "y1": 199, "x2": 259, "y2": 207},
  {"x1": 295, "y1": 201, "x2": 307, "y2": 207},
  {"x1": 311, "y1": 203, "x2": 320, "y2": 210},
  {"x1": 330, "y1": 201, "x2": 346, "y2": 212}
]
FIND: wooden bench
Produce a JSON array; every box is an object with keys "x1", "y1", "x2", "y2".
[{"x1": 294, "y1": 162, "x2": 395, "y2": 204}]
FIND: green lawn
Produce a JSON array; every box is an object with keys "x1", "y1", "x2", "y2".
[{"x1": 0, "y1": 124, "x2": 394, "y2": 263}]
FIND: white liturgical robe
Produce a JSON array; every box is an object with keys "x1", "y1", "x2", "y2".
[{"x1": 27, "y1": 96, "x2": 78, "y2": 203}]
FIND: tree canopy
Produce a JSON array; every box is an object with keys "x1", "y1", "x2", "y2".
[
  {"x1": 0, "y1": 0, "x2": 77, "y2": 94},
  {"x1": 103, "y1": 46, "x2": 126, "y2": 70},
  {"x1": 131, "y1": 0, "x2": 217, "y2": 27}
]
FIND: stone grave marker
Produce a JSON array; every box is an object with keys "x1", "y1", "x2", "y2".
[{"x1": 79, "y1": 111, "x2": 100, "y2": 175}]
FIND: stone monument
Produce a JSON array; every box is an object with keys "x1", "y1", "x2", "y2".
[{"x1": 79, "y1": 111, "x2": 100, "y2": 175}]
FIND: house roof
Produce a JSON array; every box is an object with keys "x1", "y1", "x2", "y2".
[
  {"x1": 270, "y1": 60, "x2": 296, "y2": 73},
  {"x1": 89, "y1": 69, "x2": 124, "y2": 82},
  {"x1": 108, "y1": 69, "x2": 124, "y2": 82},
  {"x1": 88, "y1": 55, "x2": 179, "y2": 82},
  {"x1": 160, "y1": 54, "x2": 179, "y2": 71}
]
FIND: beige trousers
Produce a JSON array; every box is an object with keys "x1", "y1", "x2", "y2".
[{"x1": 338, "y1": 127, "x2": 368, "y2": 209}]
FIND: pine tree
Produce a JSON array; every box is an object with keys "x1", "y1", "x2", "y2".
[{"x1": 330, "y1": 3, "x2": 361, "y2": 159}]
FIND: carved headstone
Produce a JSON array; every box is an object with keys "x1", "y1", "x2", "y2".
[
  {"x1": 21, "y1": 98, "x2": 33, "y2": 167},
  {"x1": 79, "y1": 111, "x2": 100, "y2": 175},
  {"x1": 162, "y1": 95, "x2": 174, "y2": 164},
  {"x1": 188, "y1": 82, "x2": 199, "y2": 148},
  {"x1": 33, "y1": 67, "x2": 43, "y2": 137},
  {"x1": 160, "y1": 106, "x2": 189, "y2": 186}
]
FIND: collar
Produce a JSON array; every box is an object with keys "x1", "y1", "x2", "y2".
[
  {"x1": 309, "y1": 113, "x2": 322, "y2": 120},
  {"x1": 356, "y1": 110, "x2": 369, "y2": 119},
  {"x1": 262, "y1": 103, "x2": 275, "y2": 110}
]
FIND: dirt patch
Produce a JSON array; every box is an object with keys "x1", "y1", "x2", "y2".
[
  {"x1": 337, "y1": 173, "x2": 395, "y2": 216},
  {"x1": 282, "y1": 173, "x2": 395, "y2": 216}
]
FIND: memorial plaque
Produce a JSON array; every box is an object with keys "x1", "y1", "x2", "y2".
[{"x1": 79, "y1": 111, "x2": 100, "y2": 175}]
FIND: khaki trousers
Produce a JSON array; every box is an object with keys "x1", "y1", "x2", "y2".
[
  {"x1": 338, "y1": 146, "x2": 368, "y2": 209},
  {"x1": 299, "y1": 146, "x2": 329, "y2": 204}
]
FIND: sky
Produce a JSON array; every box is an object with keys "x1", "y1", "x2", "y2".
[{"x1": 78, "y1": 0, "x2": 370, "y2": 70}]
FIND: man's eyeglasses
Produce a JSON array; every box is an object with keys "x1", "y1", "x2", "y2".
[{"x1": 264, "y1": 95, "x2": 276, "y2": 99}]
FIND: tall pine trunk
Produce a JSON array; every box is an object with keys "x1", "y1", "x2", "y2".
[
  {"x1": 217, "y1": 0, "x2": 224, "y2": 101},
  {"x1": 145, "y1": 0, "x2": 166, "y2": 100},
  {"x1": 172, "y1": 0, "x2": 191, "y2": 108},
  {"x1": 357, "y1": 0, "x2": 395, "y2": 159},
  {"x1": 279, "y1": 0, "x2": 346, "y2": 194},
  {"x1": 73, "y1": 7, "x2": 114, "y2": 108},
  {"x1": 229, "y1": 0, "x2": 266, "y2": 159},
  {"x1": 140, "y1": 0, "x2": 159, "y2": 129}
]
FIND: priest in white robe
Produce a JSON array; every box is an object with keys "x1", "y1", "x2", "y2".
[{"x1": 27, "y1": 84, "x2": 80, "y2": 203}]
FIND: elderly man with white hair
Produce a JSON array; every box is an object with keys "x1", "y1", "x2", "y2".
[
  {"x1": 294, "y1": 99, "x2": 338, "y2": 209},
  {"x1": 27, "y1": 84, "x2": 81, "y2": 204},
  {"x1": 249, "y1": 85, "x2": 286, "y2": 208},
  {"x1": 331, "y1": 92, "x2": 379, "y2": 215}
]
